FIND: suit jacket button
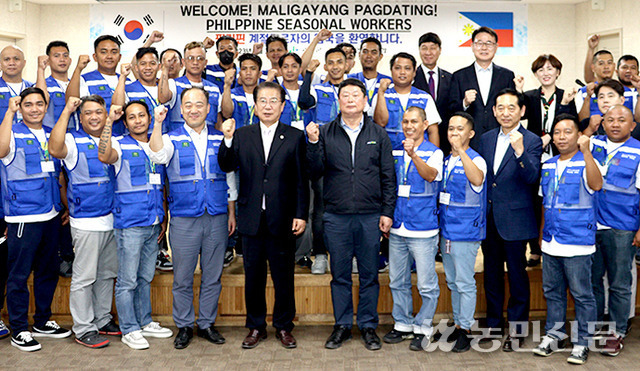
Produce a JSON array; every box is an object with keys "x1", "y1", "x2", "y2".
[
  {"x1": 492, "y1": 183, "x2": 497, "y2": 188},
  {"x1": 488, "y1": 199, "x2": 492, "y2": 204},
  {"x1": 264, "y1": 179, "x2": 268, "y2": 183},
  {"x1": 520, "y1": 162, "x2": 525, "y2": 168}
]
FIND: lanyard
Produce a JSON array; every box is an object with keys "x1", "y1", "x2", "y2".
[
  {"x1": 365, "y1": 78, "x2": 376, "y2": 105},
  {"x1": 6, "y1": 81, "x2": 24, "y2": 97},
  {"x1": 285, "y1": 88, "x2": 303, "y2": 121},
  {"x1": 443, "y1": 156, "x2": 460, "y2": 190},
  {"x1": 141, "y1": 84, "x2": 159, "y2": 108}
]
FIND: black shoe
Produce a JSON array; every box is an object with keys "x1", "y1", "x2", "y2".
[
  {"x1": 296, "y1": 256, "x2": 312, "y2": 269},
  {"x1": 197, "y1": 326, "x2": 225, "y2": 344},
  {"x1": 409, "y1": 334, "x2": 429, "y2": 351},
  {"x1": 325, "y1": 325, "x2": 352, "y2": 349},
  {"x1": 11, "y1": 331, "x2": 41, "y2": 352},
  {"x1": 174, "y1": 327, "x2": 193, "y2": 349},
  {"x1": 452, "y1": 330, "x2": 471, "y2": 353},
  {"x1": 477, "y1": 327, "x2": 504, "y2": 344},
  {"x1": 59, "y1": 258, "x2": 73, "y2": 278},
  {"x1": 156, "y1": 250, "x2": 173, "y2": 272},
  {"x1": 32, "y1": 321, "x2": 72, "y2": 338},
  {"x1": 98, "y1": 320, "x2": 121, "y2": 336},
  {"x1": 361, "y1": 328, "x2": 381, "y2": 351},
  {"x1": 502, "y1": 335, "x2": 524, "y2": 352},
  {"x1": 433, "y1": 327, "x2": 461, "y2": 343},
  {"x1": 435, "y1": 251, "x2": 443, "y2": 262},
  {"x1": 383, "y1": 329, "x2": 414, "y2": 344},
  {"x1": 526, "y1": 258, "x2": 541, "y2": 268},
  {"x1": 223, "y1": 250, "x2": 235, "y2": 268}
]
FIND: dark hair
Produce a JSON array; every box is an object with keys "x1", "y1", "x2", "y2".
[
  {"x1": 238, "y1": 53, "x2": 262, "y2": 70},
  {"x1": 595, "y1": 78, "x2": 625, "y2": 97},
  {"x1": 472, "y1": 26, "x2": 498, "y2": 43},
  {"x1": 253, "y1": 81, "x2": 286, "y2": 104},
  {"x1": 94, "y1": 35, "x2": 120, "y2": 50},
  {"x1": 278, "y1": 52, "x2": 302, "y2": 68},
  {"x1": 360, "y1": 37, "x2": 382, "y2": 52},
  {"x1": 46, "y1": 41, "x2": 69, "y2": 56},
  {"x1": 19, "y1": 87, "x2": 48, "y2": 106},
  {"x1": 122, "y1": 100, "x2": 150, "y2": 124},
  {"x1": 325, "y1": 47, "x2": 346, "y2": 61},
  {"x1": 531, "y1": 54, "x2": 562, "y2": 73},
  {"x1": 180, "y1": 86, "x2": 209, "y2": 102},
  {"x1": 551, "y1": 113, "x2": 580, "y2": 133},
  {"x1": 336, "y1": 42, "x2": 356, "y2": 56},
  {"x1": 405, "y1": 106, "x2": 427, "y2": 121},
  {"x1": 617, "y1": 55, "x2": 639, "y2": 69},
  {"x1": 79, "y1": 94, "x2": 106, "y2": 112},
  {"x1": 338, "y1": 78, "x2": 366, "y2": 97},
  {"x1": 216, "y1": 35, "x2": 238, "y2": 49},
  {"x1": 592, "y1": 50, "x2": 613, "y2": 63},
  {"x1": 418, "y1": 32, "x2": 441, "y2": 48},
  {"x1": 450, "y1": 111, "x2": 475, "y2": 130},
  {"x1": 266, "y1": 35, "x2": 287, "y2": 51},
  {"x1": 136, "y1": 47, "x2": 158, "y2": 61},
  {"x1": 495, "y1": 88, "x2": 525, "y2": 108},
  {"x1": 160, "y1": 48, "x2": 183, "y2": 61},
  {"x1": 390, "y1": 52, "x2": 417, "y2": 70}
]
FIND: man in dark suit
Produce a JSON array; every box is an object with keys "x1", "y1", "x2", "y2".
[
  {"x1": 478, "y1": 88, "x2": 542, "y2": 351},
  {"x1": 413, "y1": 32, "x2": 453, "y2": 154},
  {"x1": 450, "y1": 27, "x2": 516, "y2": 149},
  {"x1": 218, "y1": 81, "x2": 309, "y2": 349}
]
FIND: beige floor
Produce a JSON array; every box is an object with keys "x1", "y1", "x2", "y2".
[{"x1": 1, "y1": 321, "x2": 639, "y2": 370}]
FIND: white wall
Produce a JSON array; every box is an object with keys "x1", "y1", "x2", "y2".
[{"x1": 0, "y1": 0, "x2": 633, "y2": 93}]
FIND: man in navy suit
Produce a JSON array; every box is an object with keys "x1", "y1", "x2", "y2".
[
  {"x1": 413, "y1": 32, "x2": 453, "y2": 154},
  {"x1": 478, "y1": 88, "x2": 542, "y2": 351},
  {"x1": 450, "y1": 27, "x2": 516, "y2": 149}
]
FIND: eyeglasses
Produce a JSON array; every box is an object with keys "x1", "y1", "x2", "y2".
[
  {"x1": 186, "y1": 56, "x2": 205, "y2": 62},
  {"x1": 257, "y1": 98, "x2": 281, "y2": 106},
  {"x1": 473, "y1": 41, "x2": 496, "y2": 49}
]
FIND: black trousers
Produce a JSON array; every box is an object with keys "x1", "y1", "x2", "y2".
[
  {"x1": 242, "y1": 212, "x2": 296, "y2": 332},
  {"x1": 0, "y1": 219, "x2": 7, "y2": 311}
]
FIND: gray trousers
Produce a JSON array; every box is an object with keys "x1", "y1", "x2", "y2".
[
  {"x1": 69, "y1": 228, "x2": 118, "y2": 337},
  {"x1": 170, "y1": 213, "x2": 227, "y2": 329}
]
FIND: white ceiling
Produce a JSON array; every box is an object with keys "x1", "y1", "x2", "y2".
[{"x1": 26, "y1": 0, "x2": 589, "y2": 5}]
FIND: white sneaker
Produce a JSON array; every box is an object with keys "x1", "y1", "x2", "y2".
[
  {"x1": 311, "y1": 254, "x2": 328, "y2": 275},
  {"x1": 121, "y1": 330, "x2": 149, "y2": 350},
  {"x1": 141, "y1": 321, "x2": 173, "y2": 338}
]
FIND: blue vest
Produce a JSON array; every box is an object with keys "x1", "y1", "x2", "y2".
[
  {"x1": 43, "y1": 76, "x2": 78, "y2": 130},
  {"x1": 82, "y1": 70, "x2": 125, "y2": 135},
  {"x1": 541, "y1": 152, "x2": 596, "y2": 245},
  {"x1": 578, "y1": 85, "x2": 634, "y2": 117},
  {"x1": 66, "y1": 129, "x2": 115, "y2": 218},
  {"x1": 591, "y1": 135, "x2": 640, "y2": 231},
  {"x1": 347, "y1": 72, "x2": 391, "y2": 107},
  {"x1": 113, "y1": 135, "x2": 165, "y2": 229},
  {"x1": 230, "y1": 86, "x2": 260, "y2": 129},
  {"x1": 280, "y1": 84, "x2": 311, "y2": 130},
  {"x1": 0, "y1": 78, "x2": 33, "y2": 123},
  {"x1": 439, "y1": 149, "x2": 486, "y2": 241},
  {"x1": 0, "y1": 122, "x2": 62, "y2": 217},
  {"x1": 392, "y1": 141, "x2": 440, "y2": 231},
  {"x1": 205, "y1": 63, "x2": 237, "y2": 93},
  {"x1": 383, "y1": 86, "x2": 433, "y2": 150},
  {"x1": 312, "y1": 82, "x2": 340, "y2": 125},
  {"x1": 165, "y1": 125, "x2": 228, "y2": 217},
  {"x1": 167, "y1": 76, "x2": 220, "y2": 133},
  {"x1": 124, "y1": 80, "x2": 159, "y2": 132}
]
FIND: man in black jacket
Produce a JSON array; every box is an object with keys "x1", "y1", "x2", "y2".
[{"x1": 306, "y1": 78, "x2": 396, "y2": 351}]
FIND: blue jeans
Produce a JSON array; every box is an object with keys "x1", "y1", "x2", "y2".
[
  {"x1": 324, "y1": 212, "x2": 381, "y2": 329},
  {"x1": 592, "y1": 228, "x2": 636, "y2": 335},
  {"x1": 114, "y1": 224, "x2": 160, "y2": 335},
  {"x1": 388, "y1": 233, "x2": 439, "y2": 335},
  {"x1": 440, "y1": 238, "x2": 481, "y2": 331},
  {"x1": 543, "y1": 253, "x2": 596, "y2": 347}
]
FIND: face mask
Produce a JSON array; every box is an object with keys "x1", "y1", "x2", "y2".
[{"x1": 219, "y1": 51, "x2": 234, "y2": 65}]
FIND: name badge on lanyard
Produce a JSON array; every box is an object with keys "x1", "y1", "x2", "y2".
[
  {"x1": 41, "y1": 161, "x2": 55, "y2": 173},
  {"x1": 149, "y1": 173, "x2": 161, "y2": 185},
  {"x1": 398, "y1": 184, "x2": 411, "y2": 197},
  {"x1": 439, "y1": 192, "x2": 451, "y2": 205}
]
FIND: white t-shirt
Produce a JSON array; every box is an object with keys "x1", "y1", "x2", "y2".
[
  {"x1": 391, "y1": 147, "x2": 443, "y2": 238},
  {"x1": 539, "y1": 157, "x2": 602, "y2": 257},
  {"x1": 1, "y1": 128, "x2": 58, "y2": 223},
  {"x1": 370, "y1": 90, "x2": 442, "y2": 126},
  {"x1": 167, "y1": 79, "x2": 220, "y2": 113},
  {"x1": 444, "y1": 154, "x2": 487, "y2": 194},
  {"x1": 63, "y1": 133, "x2": 114, "y2": 231}
]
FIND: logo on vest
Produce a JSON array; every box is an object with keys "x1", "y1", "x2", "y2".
[
  {"x1": 132, "y1": 152, "x2": 139, "y2": 157},
  {"x1": 88, "y1": 144, "x2": 95, "y2": 150},
  {"x1": 55, "y1": 93, "x2": 63, "y2": 98},
  {"x1": 182, "y1": 142, "x2": 190, "y2": 147},
  {"x1": 389, "y1": 99, "x2": 396, "y2": 104},
  {"x1": 26, "y1": 139, "x2": 34, "y2": 145}
]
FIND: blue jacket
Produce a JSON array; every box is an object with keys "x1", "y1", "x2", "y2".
[
  {"x1": 165, "y1": 125, "x2": 228, "y2": 217},
  {"x1": 113, "y1": 135, "x2": 165, "y2": 229},
  {"x1": 439, "y1": 148, "x2": 487, "y2": 241},
  {"x1": 380, "y1": 86, "x2": 433, "y2": 150},
  {"x1": 0, "y1": 122, "x2": 62, "y2": 217},
  {"x1": 591, "y1": 135, "x2": 640, "y2": 231},
  {"x1": 230, "y1": 86, "x2": 260, "y2": 129},
  {"x1": 0, "y1": 77, "x2": 34, "y2": 123},
  {"x1": 311, "y1": 82, "x2": 339, "y2": 125},
  {"x1": 43, "y1": 76, "x2": 77, "y2": 130},
  {"x1": 541, "y1": 152, "x2": 596, "y2": 245},
  {"x1": 124, "y1": 80, "x2": 160, "y2": 132},
  {"x1": 392, "y1": 141, "x2": 440, "y2": 231}
]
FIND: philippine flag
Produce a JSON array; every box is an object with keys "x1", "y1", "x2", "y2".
[{"x1": 457, "y1": 12, "x2": 514, "y2": 47}]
